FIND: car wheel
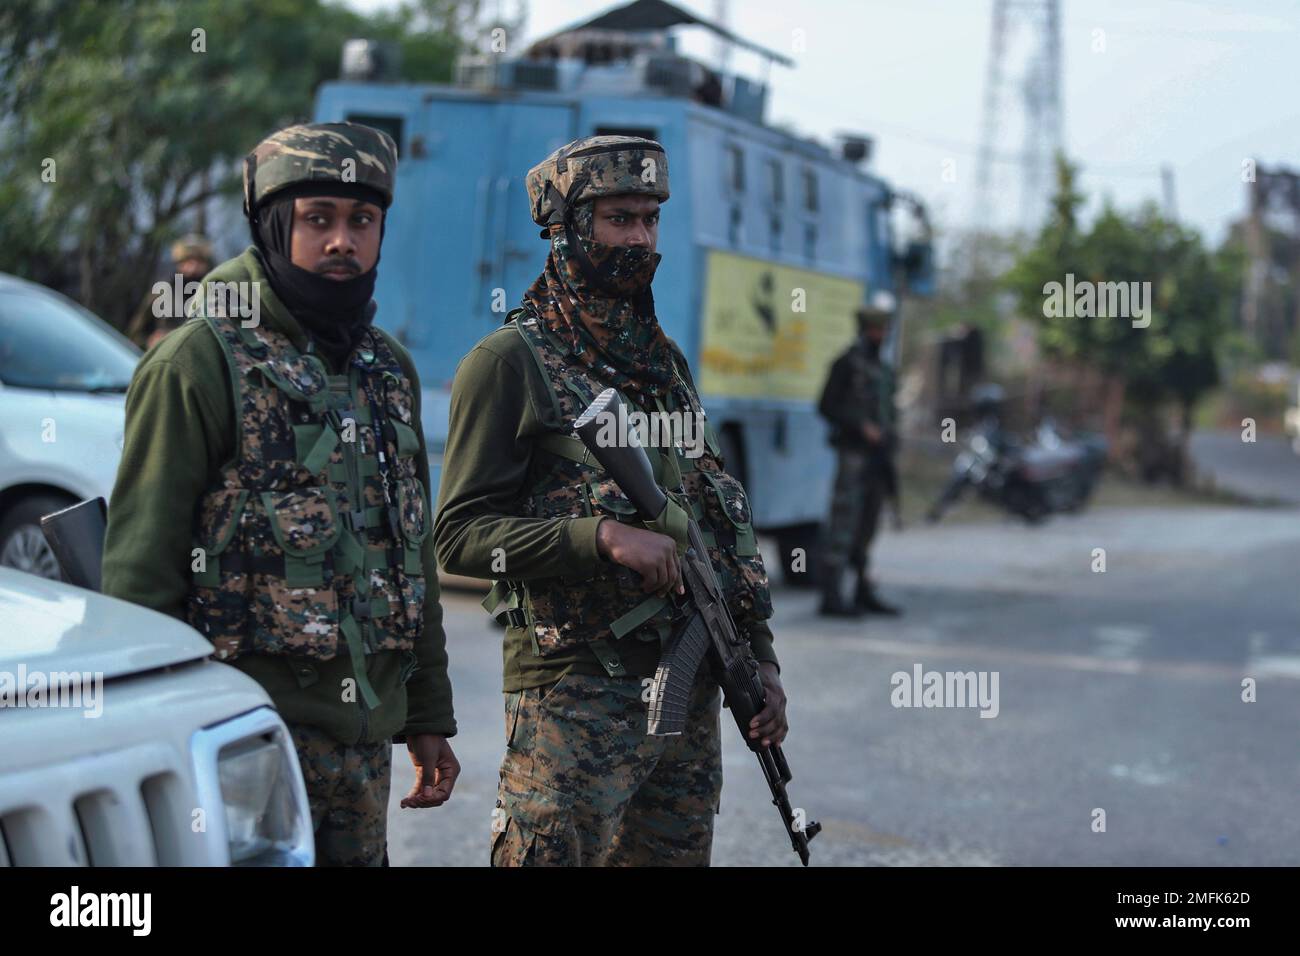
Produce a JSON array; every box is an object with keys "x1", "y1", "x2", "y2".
[{"x1": 0, "y1": 495, "x2": 73, "y2": 580}]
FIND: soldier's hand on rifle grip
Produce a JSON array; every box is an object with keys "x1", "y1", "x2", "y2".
[
  {"x1": 595, "y1": 517, "x2": 684, "y2": 597},
  {"x1": 749, "y1": 662, "x2": 789, "y2": 748},
  {"x1": 862, "y1": 421, "x2": 884, "y2": 445}
]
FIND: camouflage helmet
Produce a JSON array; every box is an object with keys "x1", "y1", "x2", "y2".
[
  {"x1": 170, "y1": 233, "x2": 214, "y2": 265},
  {"x1": 242, "y1": 121, "x2": 398, "y2": 216},
  {"x1": 526, "y1": 135, "x2": 669, "y2": 233}
]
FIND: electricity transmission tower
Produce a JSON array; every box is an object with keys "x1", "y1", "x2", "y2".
[{"x1": 973, "y1": 0, "x2": 1064, "y2": 238}]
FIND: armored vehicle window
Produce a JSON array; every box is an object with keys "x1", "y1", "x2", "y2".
[
  {"x1": 346, "y1": 113, "x2": 404, "y2": 158},
  {"x1": 766, "y1": 159, "x2": 784, "y2": 205},
  {"x1": 802, "y1": 168, "x2": 819, "y2": 213},
  {"x1": 876, "y1": 202, "x2": 891, "y2": 252},
  {"x1": 726, "y1": 145, "x2": 745, "y2": 193}
]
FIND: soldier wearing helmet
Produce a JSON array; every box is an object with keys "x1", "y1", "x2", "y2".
[
  {"x1": 125, "y1": 233, "x2": 215, "y2": 350},
  {"x1": 435, "y1": 135, "x2": 789, "y2": 867},
  {"x1": 816, "y1": 289, "x2": 904, "y2": 617},
  {"x1": 103, "y1": 122, "x2": 459, "y2": 866}
]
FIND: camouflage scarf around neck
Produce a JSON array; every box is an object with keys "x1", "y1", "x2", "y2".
[{"x1": 520, "y1": 222, "x2": 681, "y2": 403}]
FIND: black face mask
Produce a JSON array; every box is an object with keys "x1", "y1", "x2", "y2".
[
  {"x1": 250, "y1": 184, "x2": 386, "y2": 367},
  {"x1": 858, "y1": 331, "x2": 883, "y2": 359}
]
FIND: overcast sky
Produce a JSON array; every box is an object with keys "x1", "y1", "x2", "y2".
[{"x1": 350, "y1": 0, "x2": 1300, "y2": 245}]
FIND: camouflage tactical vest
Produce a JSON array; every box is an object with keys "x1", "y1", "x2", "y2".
[
  {"x1": 184, "y1": 304, "x2": 429, "y2": 708},
  {"x1": 485, "y1": 308, "x2": 773, "y2": 677}
]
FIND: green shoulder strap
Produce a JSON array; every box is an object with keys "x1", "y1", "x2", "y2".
[
  {"x1": 535, "y1": 431, "x2": 601, "y2": 469},
  {"x1": 511, "y1": 310, "x2": 567, "y2": 428}
]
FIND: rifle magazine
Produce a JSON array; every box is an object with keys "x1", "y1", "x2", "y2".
[{"x1": 645, "y1": 613, "x2": 711, "y2": 736}]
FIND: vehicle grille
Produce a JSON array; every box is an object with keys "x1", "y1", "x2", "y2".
[{"x1": 0, "y1": 742, "x2": 206, "y2": 866}]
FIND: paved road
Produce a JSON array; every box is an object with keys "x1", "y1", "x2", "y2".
[
  {"x1": 1190, "y1": 429, "x2": 1300, "y2": 504},
  {"x1": 387, "y1": 503, "x2": 1300, "y2": 866}
]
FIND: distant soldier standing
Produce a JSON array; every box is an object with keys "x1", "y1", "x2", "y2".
[
  {"x1": 817, "y1": 291, "x2": 903, "y2": 618},
  {"x1": 104, "y1": 123, "x2": 459, "y2": 865},
  {"x1": 435, "y1": 135, "x2": 789, "y2": 867},
  {"x1": 125, "y1": 233, "x2": 215, "y2": 350}
]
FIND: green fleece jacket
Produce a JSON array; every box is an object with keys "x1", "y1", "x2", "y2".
[
  {"x1": 102, "y1": 248, "x2": 455, "y2": 746},
  {"x1": 434, "y1": 324, "x2": 778, "y2": 692}
]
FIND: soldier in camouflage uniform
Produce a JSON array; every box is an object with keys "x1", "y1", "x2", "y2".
[
  {"x1": 816, "y1": 292, "x2": 903, "y2": 618},
  {"x1": 435, "y1": 135, "x2": 789, "y2": 867},
  {"x1": 125, "y1": 234, "x2": 215, "y2": 350},
  {"x1": 103, "y1": 123, "x2": 459, "y2": 866}
]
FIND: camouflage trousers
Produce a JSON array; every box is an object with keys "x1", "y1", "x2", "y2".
[
  {"x1": 491, "y1": 671, "x2": 723, "y2": 867},
  {"x1": 287, "y1": 722, "x2": 391, "y2": 867},
  {"x1": 822, "y1": 448, "x2": 886, "y2": 579}
]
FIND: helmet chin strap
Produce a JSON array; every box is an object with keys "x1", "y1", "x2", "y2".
[{"x1": 540, "y1": 181, "x2": 570, "y2": 237}]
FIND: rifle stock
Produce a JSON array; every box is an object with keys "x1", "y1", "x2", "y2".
[{"x1": 573, "y1": 388, "x2": 667, "y2": 522}]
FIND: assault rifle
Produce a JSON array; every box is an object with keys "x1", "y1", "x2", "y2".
[{"x1": 574, "y1": 389, "x2": 821, "y2": 865}]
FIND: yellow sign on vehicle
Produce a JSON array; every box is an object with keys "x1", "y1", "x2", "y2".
[{"x1": 698, "y1": 249, "x2": 864, "y2": 400}]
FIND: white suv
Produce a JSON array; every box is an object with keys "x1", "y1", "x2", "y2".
[
  {"x1": 0, "y1": 273, "x2": 136, "y2": 579},
  {"x1": 0, "y1": 277, "x2": 315, "y2": 867},
  {"x1": 0, "y1": 567, "x2": 313, "y2": 865}
]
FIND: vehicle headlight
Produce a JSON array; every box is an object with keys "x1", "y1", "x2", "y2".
[
  {"x1": 191, "y1": 707, "x2": 314, "y2": 866},
  {"x1": 218, "y1": 737, "x2": 302, "y2": 865}
]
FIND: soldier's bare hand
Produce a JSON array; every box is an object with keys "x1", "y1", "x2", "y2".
[
  {"x1": 749, "y1": 662, "x2": 789, "y2": 748},
  {"x1": 401, "y1": 734, "x2": 459, "y2": 809},
  {"x1": 861, "y1": 421, "x2": 883, "y2": 445},
  {"x1": 595, "y1": 518, "x2": 684, "y2": 596}
]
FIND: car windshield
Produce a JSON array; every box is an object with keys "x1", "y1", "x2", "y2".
[{"x1": 0, "y1": 287, "x2": 139, "y2": 392}]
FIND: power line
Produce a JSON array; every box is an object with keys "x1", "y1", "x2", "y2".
[{"x1": 845, "y1": 112, "x2": 1166, "y2": 179}]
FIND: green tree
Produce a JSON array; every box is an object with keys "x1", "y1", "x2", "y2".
[
  {"x1": 0, "y1": 0, "x2": 493, "y2": 328},
  {"x1": 1005, "y1": 156, "x2": 1241, "y2": 481},
  {"x1": 369, "y1": 0, "x2": 526, "y2": 78}
]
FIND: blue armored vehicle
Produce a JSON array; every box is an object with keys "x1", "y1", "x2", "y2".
[{"x1": 314, "y1": 0, "x2": 934, "y2": 577}]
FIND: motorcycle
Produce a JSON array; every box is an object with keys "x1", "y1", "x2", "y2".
[{"x1": 927, "y1": 416, "x2": 1106, "y2": 524}]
